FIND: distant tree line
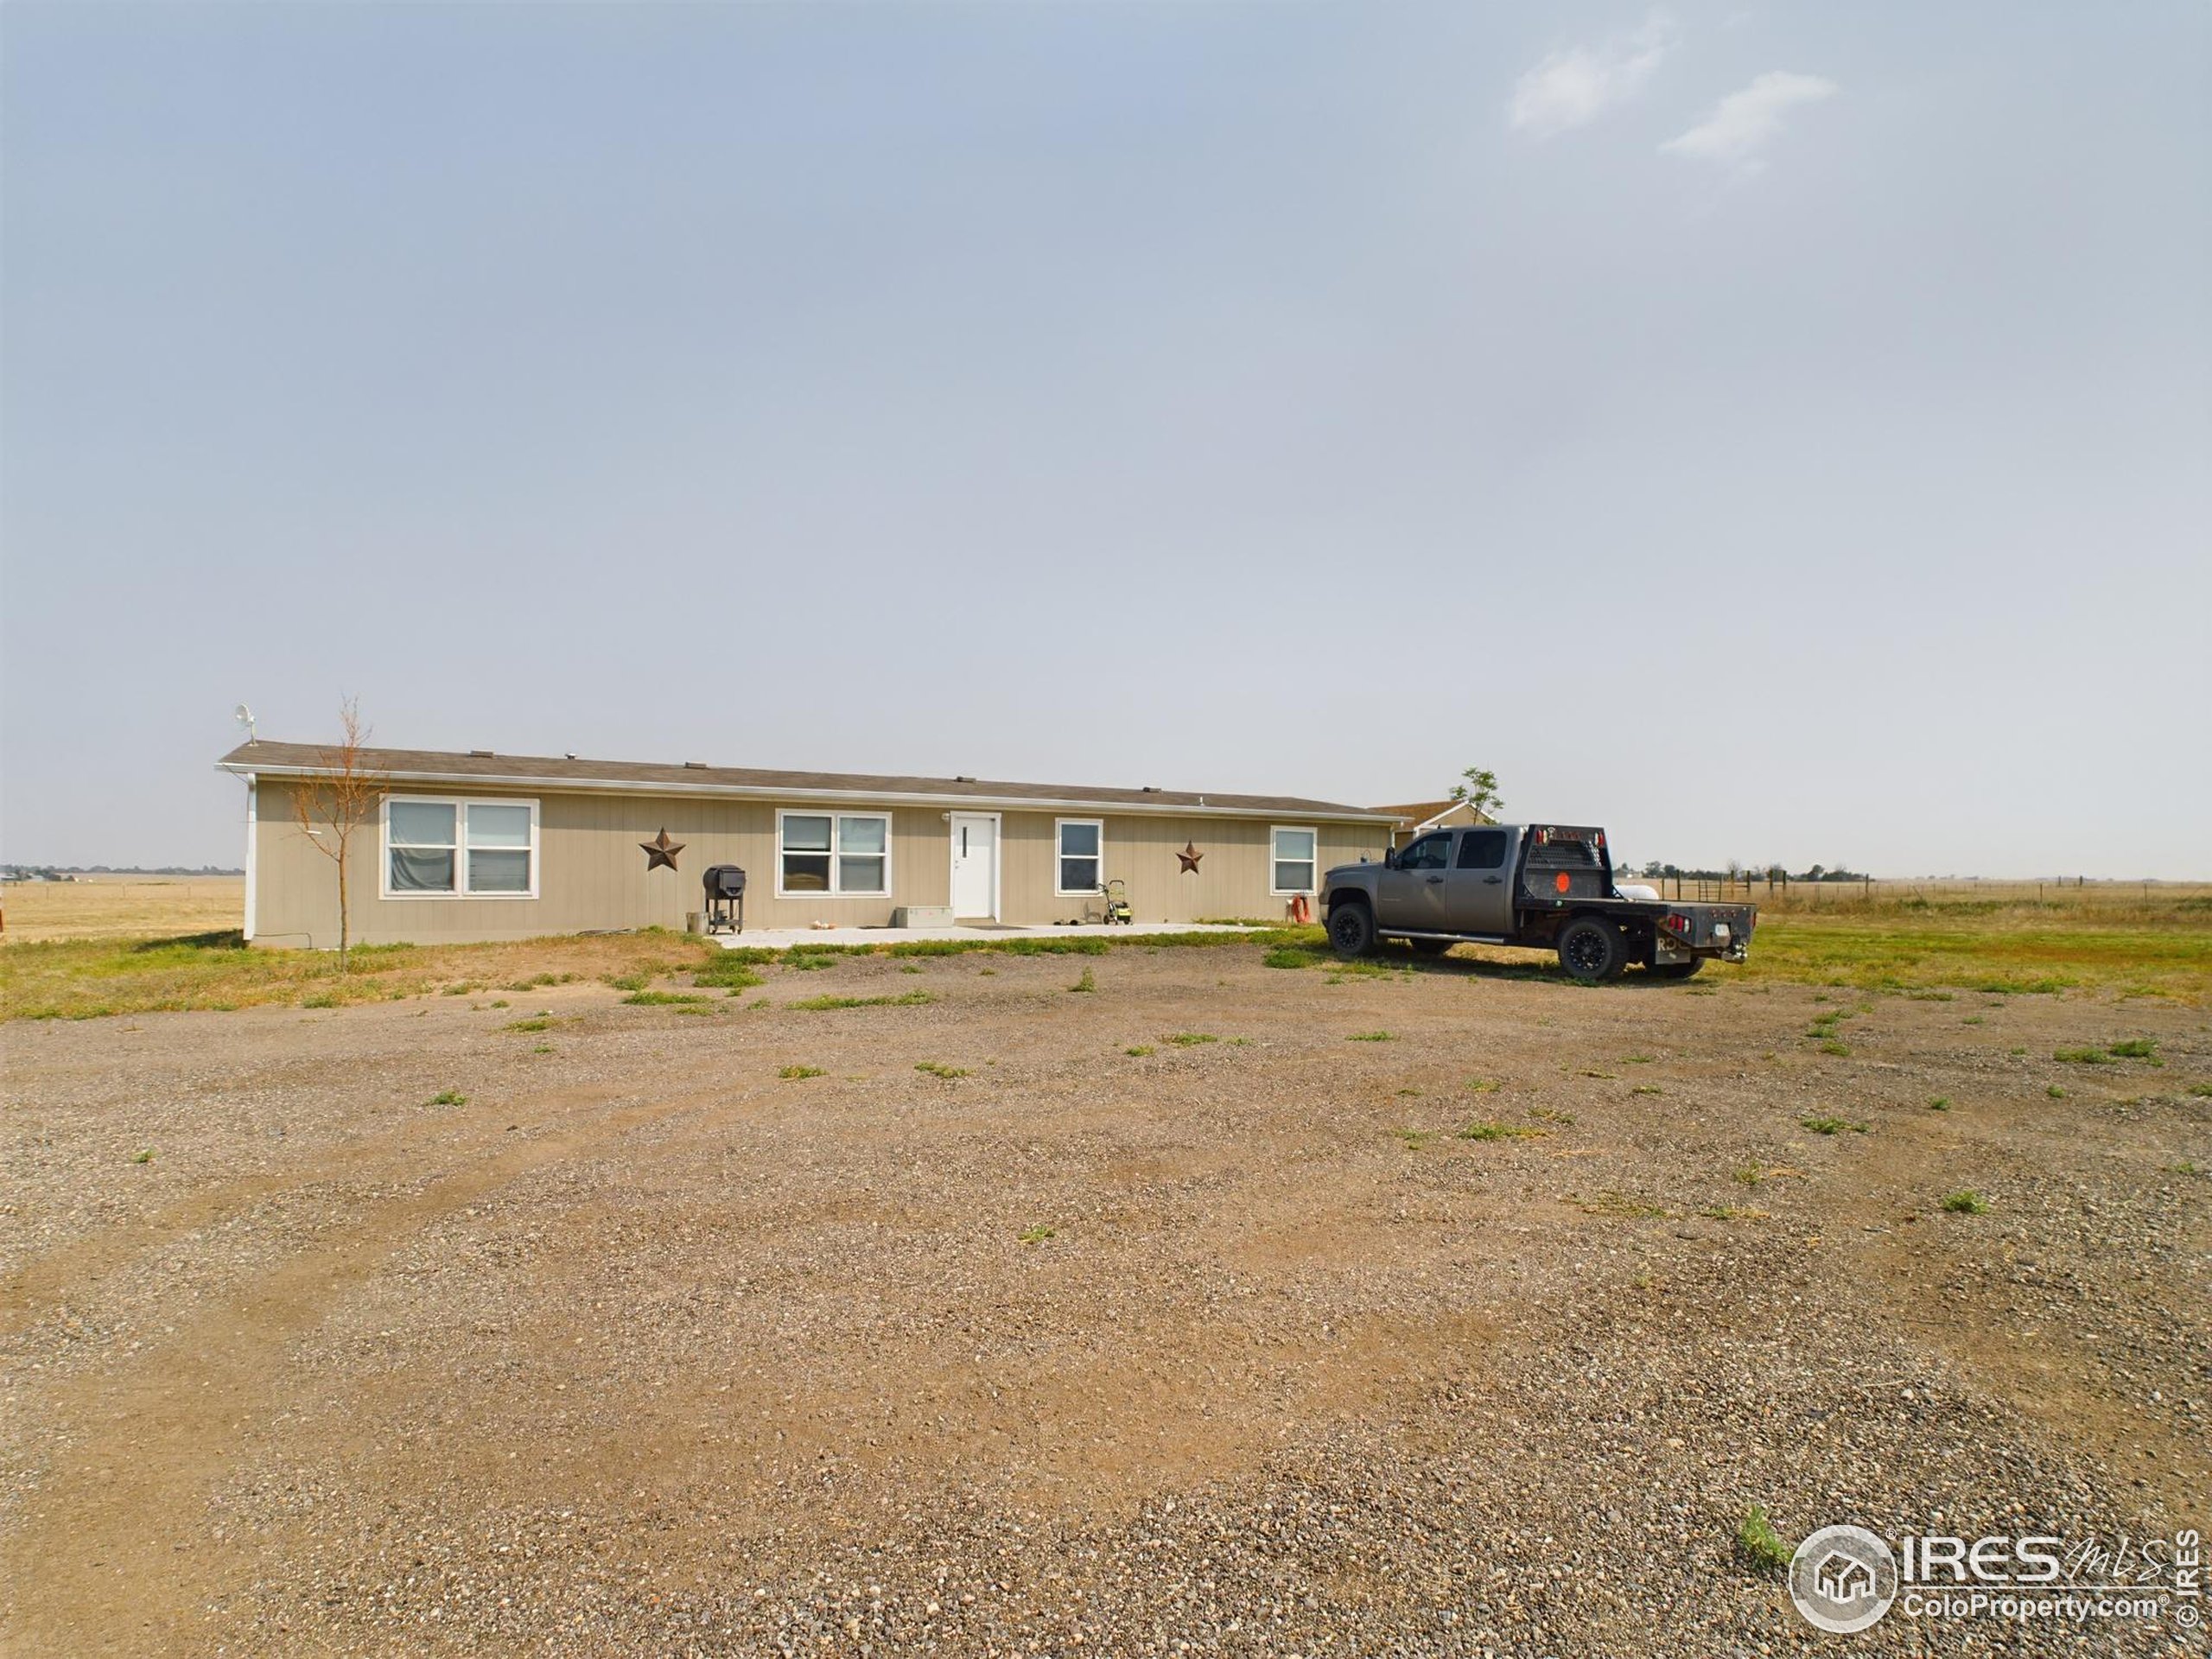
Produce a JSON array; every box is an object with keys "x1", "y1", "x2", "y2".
[
  {"x1": 1631, "y1": 860, "x2": 1868, "y2": 883},
  {"x1": 3, "y1": 864, "x2": 244, "y2": 880}
]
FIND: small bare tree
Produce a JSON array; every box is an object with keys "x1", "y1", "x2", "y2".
[{"x1": 291, "y1": 698, "x2": 385, "y2": 968}]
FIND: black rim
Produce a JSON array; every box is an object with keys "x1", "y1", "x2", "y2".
[
  {"x1": 1563, "y1": 928, "x2": 1607, "y2": 975},
  {"x1": 1333, "y1": 912, "x2": 1363, "y2": 944}
]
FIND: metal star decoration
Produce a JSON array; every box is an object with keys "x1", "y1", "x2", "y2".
[
  {"x1": 639, "y1": 828, "x2": 685, "y2": 872},
  {"x1": 1177, "y1": 842, "x2": 1204, "y2": 874}
]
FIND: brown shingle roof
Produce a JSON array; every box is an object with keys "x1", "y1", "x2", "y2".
[
  {"x1": 218, "y1": 741, "x2": 1392, "y2": 823},
  {"x1": 1367, "y1": 798, "x2": 1494, "y2": 826},
  {"x1": 1367, "y1": 799, "x2": 1460, "y2": 823}
]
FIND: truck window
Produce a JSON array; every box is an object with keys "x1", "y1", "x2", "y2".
[
  {"x1": 1399, "y1": 833, "x2": 1452, "y2": 871},
  {"x1": 1456, "y1": 830, "x2": 1508, "y2": 870}
]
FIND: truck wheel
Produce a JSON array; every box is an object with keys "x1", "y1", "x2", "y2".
[
  {"x1": 1328, "y1": 901, "x2": 1377, "y2": 958},
  {"x1": 1556, "y1": 917, "x2": 1628, "y2": 983},
  {"x1": 1647, "y1": 957, "x2": 1705, "y2": 981},
  {"x1": 1408, "y1": 938, "x2": 1452, "y2": 957}
]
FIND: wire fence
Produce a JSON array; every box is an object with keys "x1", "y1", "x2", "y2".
[{"x1": 1643, "y1": 874, "x2": 2212, "y2": 912}]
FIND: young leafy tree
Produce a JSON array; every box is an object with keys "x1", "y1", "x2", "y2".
[
  {"x1": 1448, "y1": 766, "x2": 1503, "y2": 821},
  {"x1": 290, "y1": 697, "x2": 385, "y2": 969}
]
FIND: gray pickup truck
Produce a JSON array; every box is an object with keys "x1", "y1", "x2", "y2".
[{"x1": 1321, "y1": 823, "x2": 1755, "y2": 982}]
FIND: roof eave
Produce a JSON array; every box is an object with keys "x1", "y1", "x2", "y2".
[{"x1": 215, "y1": 760, "x2": 1397, "y2": 825}]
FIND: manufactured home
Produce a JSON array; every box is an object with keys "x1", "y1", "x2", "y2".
[{"x1": 219, "y1": 741, "x2": 1398, "y2": 947}]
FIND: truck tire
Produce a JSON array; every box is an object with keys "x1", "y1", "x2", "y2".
[
  {"x1": 1556, "y1": 916, "x2": 1629, "y2": 983},
  {"x1": 1647, "y1": 957, "x2": 1705, "y2": 981},
  {"x1": 1408, "y1": 938, "x2": 1452, "y2": 957},
  {"x1": 1328, "y1": 900, "x2": 1377, "y2": 958}
]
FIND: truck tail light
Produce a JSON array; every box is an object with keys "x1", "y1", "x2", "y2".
[{"x1": 1665, "y1": 912, "x2": 1692, "y2": 935}]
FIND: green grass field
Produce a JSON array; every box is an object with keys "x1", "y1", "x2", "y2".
[
  {"x1": 1738, "y1": 912, "x2": 2210, "y2": 999},
  {"x1": 3, "y1": 891, "x2": 2205, "y2": 1020}
]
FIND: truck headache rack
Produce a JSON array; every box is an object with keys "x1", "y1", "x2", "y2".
[{"x1": 1522, "y1": 825, "x2": 1611, "y2": 903}]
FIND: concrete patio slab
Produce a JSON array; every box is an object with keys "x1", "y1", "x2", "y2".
[{"x1": 703, "y1": 921, "x2": 1266, "y2": 949}]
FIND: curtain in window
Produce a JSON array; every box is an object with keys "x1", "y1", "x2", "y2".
[
  {"x1": 389, "y1": 801, "x2": 458, "y2": 893},
  {"x1": 391, "y1": 848, "x2": 455, "y2": 891}
]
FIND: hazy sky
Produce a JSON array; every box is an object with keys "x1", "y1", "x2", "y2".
[{"x1": 4, "y1": 3, "x2": 2206, "y2": 877}]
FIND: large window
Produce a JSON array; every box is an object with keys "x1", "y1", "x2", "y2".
[
  {"x1": 1456, "y1": 829, "x2": 1509, "y2": 870},
  {"x1": 1396, "y1": 831, "x2": 1452, "y2": 872},
  {"x1": 779, "y1": 811, "x2": 890, "y2": 895},
  {"x1": 1056, "y1": 819, "x2": 1103, "y2": 895},
  {"x1": 1271, "y1": 825, "x2": 1318, "y2": 894},
  {"x1": 384, "y1": 798, "x2": 538, "y2": 899}
]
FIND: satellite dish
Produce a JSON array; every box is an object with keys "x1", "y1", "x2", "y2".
[{"x1": 233, "y1": 703, "x2": 257, "y2": 741}]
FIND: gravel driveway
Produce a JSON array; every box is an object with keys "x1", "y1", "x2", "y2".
[{"x1": 4, "y1": 946, "x2": 2206, "y2": 1656}]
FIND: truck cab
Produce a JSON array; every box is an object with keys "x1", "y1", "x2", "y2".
[{"x1": 1367, "y1": 823, "x2": 1519, "y2": 938}]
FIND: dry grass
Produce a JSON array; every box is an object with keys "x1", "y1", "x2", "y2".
[
  {"x1": 7, "y1": 876, "x2": 2208, "y2": 1020},
  {"x1": 0, "y1": 924, "x2": 1290, "y2": 1022},
  {"x1": 2, "y1": 876, "x2": 244, "y2": 942},
  {"x1": 1655, "y1": 877, "x2": 2212, "y2": 920},
  {"x1": 0, "y1": 929, "x2": 719, "y2": 1020},
  {"x1": 1748, "y1": 879, "x2": 2212, "y2": 921}
]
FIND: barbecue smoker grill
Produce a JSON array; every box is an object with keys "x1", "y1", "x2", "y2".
[{"x1": 702, "y1": 865, "x2": 746, "y2": 935}]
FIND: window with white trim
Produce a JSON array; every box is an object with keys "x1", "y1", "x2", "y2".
[
  {"x1": 1270, "y1": 826, "x2": 1318, "y2": 895},
  {"x1": 1056, "y1": 819, "x2": 1103, "y2": 894},
  {"x1": 779, "y1": 811, "x2": 890, "y2": 895},
  {"x1": 384, "y1": 797, "x2": 539, "y2": 898}
]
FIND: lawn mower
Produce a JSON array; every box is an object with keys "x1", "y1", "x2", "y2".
[{"x1": 1099, "y1": 878, "x2": 1133, "y2": 925}]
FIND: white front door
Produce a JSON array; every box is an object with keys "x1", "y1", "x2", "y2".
[{"x1": 950, "y1": 814, "x2": 998, "y2": 919}]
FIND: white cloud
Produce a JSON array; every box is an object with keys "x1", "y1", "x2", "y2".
[
  {"x1": 1660, "y1": 70, "x2": 1838, "y2": 172},
  {"x1": 1507, "y1": 16, "x2": 1677, "y2": 139}
]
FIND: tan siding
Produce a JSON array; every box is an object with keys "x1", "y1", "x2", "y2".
[
  {"x1": 254, "y1": 782, "x2": 957, "y2": 946},
  {"x1": 995, "y1": 812, "x2": 1385, "y2": 925},
  {"x1": 250, "y1": 781, "x2": 1386, "y2": 946}
]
